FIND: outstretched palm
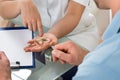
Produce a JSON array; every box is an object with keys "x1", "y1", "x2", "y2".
[{"x1": 24, "y1": 33, "x2": 57, "y2": 52}]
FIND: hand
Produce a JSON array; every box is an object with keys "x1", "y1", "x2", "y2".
[
  {"x1": 18, "y1": 0, "x2": 43, "y2": 36},
  {"x1": 24, "y1": 33, "x2": 58, "y2": 52},
  {"x1": 0, "y1": 51, "x2": 11, "y2": 80},
  {"x1": 52, "y1": 40, "x2": 88, "y2": 65}
]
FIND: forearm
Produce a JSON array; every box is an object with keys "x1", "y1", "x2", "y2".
[
  {"x1": 0, "y1": 0, "x2": 21, "y2": 19},
  {"x1": 0, "y1": 77, "x2": 11, "y2": 80},
  {"x1": 48, "y1": 1, "x2": 85, "y2": 39},
  {"x1": 48, "y1": 14, "x2": 81, "y2": 38}
]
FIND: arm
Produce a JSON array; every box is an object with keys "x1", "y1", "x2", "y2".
[
  {"x1": 0, "y1": 51, "x2": 11, "y2": 80},
  {"x1": 0, "y1": 0, "x2": 20, "y2": 19},
  {"x1": 0, "y1": 0, "x2": 43, "y2": 34},
  {"x1": 24, "y1": 0, "x2": 86, "y2": 53},
  {"x1": 18, "y1": 0, "x2": 43, "y2": 34},
  {"x1": 48, "y1": 0, "x2": 85, "y2": 38}
]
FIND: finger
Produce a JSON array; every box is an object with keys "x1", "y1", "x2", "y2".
[
  {"x1": 24, "y1": 46, "x2": 37, "y2": 52},
  {"x1": 25, "y1": 40, "x2": 44, "y2": 52},
  {"x1": 32, "y1": 20, "x2": 37, "y2": 32},
  {"x1": 54, "y1": 42, "x2": 68, "y2": 50},
  {"x1": 52, "y1": 50, "x2": 69, "y2": 62},
  {"x1": 52, "y1": 53, "x2": 59, "y2": 62},
  {"x1": 0, "y1": 51, "x2": 2, "y2": 59},
  {"x1": 27, "y1": 21, "x2": 33, "y2": 31},
  {"x1": 59, "y1": 59, "x2": 66, "y2": 64},
  {"x1": 0, "y1": 51, "x2": 8, "y2": 61},
  {"x1": 25, "y1": 41, "x2": 50, "y2": 52},
  {"x1": 31, "y1": 42, "x2": 50, "y2": 52},
  {"x1": 24, "y1": 42, "x2": 39, "y2": 52},
  {"x1": 24, "y1": 42, "x2": 36, "y2": 50},
  {"x1": 23, "y1": 20, "x2": 28, "y2": 27},
  {"x1": 30, "y1": 46, "x2": 43, "y2": 52},
  {"x1": 24, "y1": 46, "x2": 32, "y2": 52},
  {"x1": 27, "y1": 40, "x2": 36, "y2": 44},
  {"x1": 37, "y1": 20, "x2": 43, "y2": 36},
  {"x1": 52, "y1": 50, "x2": 65, "y2": 64},
  {"x1": 54, "y1": 41, "x2": 72, "y2": 51},
  {"x1": 24, "y1": 48, "x2": 32, "y2": 52}
]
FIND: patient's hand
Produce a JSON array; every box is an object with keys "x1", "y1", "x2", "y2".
[{"x1": 24, "y1": 33, "x2": 57, "y2": 52}]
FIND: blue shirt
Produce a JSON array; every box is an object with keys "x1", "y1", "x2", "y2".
[{"x1": 73, "y1": 10, "x2": 120, "y2": 80}]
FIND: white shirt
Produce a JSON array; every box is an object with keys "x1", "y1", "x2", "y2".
[
  {"x1": 11, "y1": 0, "x2": 98, "y2": 51},
  {"x1": 73, "y1": 0, "x2": 90, "y2": 6},
  {"x1": 67, "y1": 8, "x2": 99, "y2": 51}
]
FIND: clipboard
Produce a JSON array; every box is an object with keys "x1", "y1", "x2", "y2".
[{"x1": 0, "y1": 27, "x2": 35, "y2": 69}]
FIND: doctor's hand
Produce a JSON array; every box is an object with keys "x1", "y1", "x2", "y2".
[
  {"x1": 0, "y1": 51, "x2": 11, "y2": 80},
  {"x1": 24, "y1": 33, "x2": 58, "y2": 52},
  {"x1": 18, "y1": 0, "x2": 43, "y2": 36},
  {"x1": 52, "y1": 40, "x2": 88, "y2": 65}
]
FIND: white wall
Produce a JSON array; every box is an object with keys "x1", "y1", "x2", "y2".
[{"x1": 89, "y1": 0, "x2": 111, "y2": 36}]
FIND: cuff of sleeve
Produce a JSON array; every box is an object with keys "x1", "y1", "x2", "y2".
[{"x1": 72, "y1": 0, "x2": 90, "y2": 6}]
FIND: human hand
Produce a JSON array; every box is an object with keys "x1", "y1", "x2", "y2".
[
  {"x1": 24, "y1": 33, "x2": 58, "y2": 52},
  {"x1": 0, "y1": 51, "x2": 11, "y2": 80},
  {"x1": 52, "y1": 40, "x2": 88, "y2": 65},
  {"x1": 18, "y1": 0, "x2": 43, "y2": 36}
]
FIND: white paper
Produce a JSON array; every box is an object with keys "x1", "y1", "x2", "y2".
[{"x1": 0, "y1": 28, "x2": 33, "y2": 67}]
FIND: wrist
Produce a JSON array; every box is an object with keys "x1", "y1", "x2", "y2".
[
  {"x1": 47, "y1": 32, "x2": 58, "y2": 39},
  {"x1": 44, "y1": 33, "x2": 58, "y2": 45},
  {"x1": 47, "y1": 31, "x2": 59, "y2": 39}
]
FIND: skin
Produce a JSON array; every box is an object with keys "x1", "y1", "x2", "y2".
[
  {"x1": 23, "y1": 0, "x2": 120, "y2": 54},
  {"x1": 24, "y1": 33, "x2": 58, "y2": 52},
  {"x1": 0, "y1": 0, "x2": 43, "y2": 36},
  {"x1": 24, "y1": 0, "x2": 85, "y2": 53},
  {"x1": 0, "y1": 51, "x2": 11, "y2": 80},
  {"x1": 1, "y1": 0, "x2": 120, "y2": 79},
  {"x1": 0, "y1": 0, "x2": 85, "y2": 53},
  {"x1": 1, "y1": 0, "x2": 120, "y2": 80},
  {"x1": 48, "y1": 0, "x2": 85, "y2": 39},
  {"x1": 52, "y1": 40, "x2": 88, "y2": 65}
]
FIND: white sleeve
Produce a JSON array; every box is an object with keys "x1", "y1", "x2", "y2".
[{"x1": 72, "y1": 0, "x2": 90, "y2": 6}]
